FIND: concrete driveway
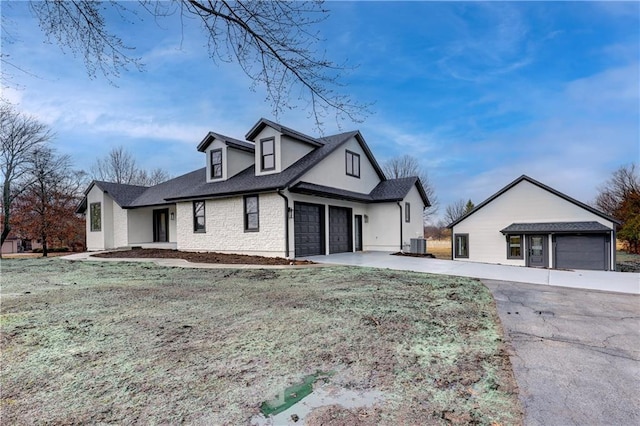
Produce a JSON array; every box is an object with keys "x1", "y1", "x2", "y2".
[{"x1": 484, "y1": 280, "x2": 640, "y2": 426}]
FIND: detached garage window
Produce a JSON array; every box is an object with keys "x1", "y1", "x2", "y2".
[
  {"x1": 193, "y1": 201, "x2": 206, "y2": 233},
  {"x1": 90, "y1": 202, "x2": 101, "y2": 232},
  {"x1": 507, "y1": 235, "x2": 523, "y2": 259},
  {"x1": 244, "y1": 195, "x2": 259, "y2": 232},
  {"x1": 454, "y1": 234, "x2": 469, "y2": 258}
]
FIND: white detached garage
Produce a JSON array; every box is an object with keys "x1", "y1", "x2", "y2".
[{"x1": 448, "y1": 175, "x2": 619, "y2": 271}]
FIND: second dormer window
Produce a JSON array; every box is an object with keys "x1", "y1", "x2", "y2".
[
  {"x1": 346, "y1": 150, "x2": 360, "y2": 178},
  {"x1": 261, "y1": 138, "x2": 275, "y2": 171},
  {"x1": 210, "y1": 149, "x2": 222, "y2": 179}
]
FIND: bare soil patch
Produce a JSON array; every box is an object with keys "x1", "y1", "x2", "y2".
[
  {"x1": 1, "y1": 258, "x2": 522, "y2": 425},
  {"x1": 92, "y1": 248, "x2": 314, "y2": 265}
]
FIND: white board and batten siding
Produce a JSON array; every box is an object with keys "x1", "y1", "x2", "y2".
[{"x1": 451, "y1": 179, "x2": 616, "y2": 266}]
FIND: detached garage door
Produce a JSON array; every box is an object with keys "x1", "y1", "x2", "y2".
[
  {"x1": 294, "y1": 203, "x2": 324, "y2": 257},
  {"x1": 555, "y1": 234, "x2": 607, "y2": 271},
  {"x1": 329, "y1": 206, "x2": 352, "y2": 254}
]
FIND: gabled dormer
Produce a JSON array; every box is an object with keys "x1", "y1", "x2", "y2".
[
  {"x1": 197, "y1": 132, "x2": 255, "y2": 183},
  {"x1": 245, "y1": 118, "x2": 323, "y2": 176}
]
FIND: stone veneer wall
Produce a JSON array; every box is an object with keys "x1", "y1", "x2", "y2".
[{"x1": 175, "y1": 192, "x2": 286, "y2": 257}]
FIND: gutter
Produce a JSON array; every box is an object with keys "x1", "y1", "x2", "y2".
[
  {"x1": 397, "y1": 202, "x2": 403, "y2": 251},
  {"x1": 277, "y1": 189, "x2": 290, "y2": 258}
]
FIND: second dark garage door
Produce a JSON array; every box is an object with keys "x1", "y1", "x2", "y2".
[
  {"x1": 329, "y1": 206, "x2": 352, "y2": 254},
  {"x1": 555, "y1": 234, "x2": 608, "y2": 271}
]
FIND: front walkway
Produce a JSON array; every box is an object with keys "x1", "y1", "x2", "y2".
[{"x1": 303, "y1": 252, "x2": 640, "y2": 294}]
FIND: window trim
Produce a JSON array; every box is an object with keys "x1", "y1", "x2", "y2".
[
  {"x1": 405, "y1": 202, "x2": 411, "y2": 223},
  {"x1": 193, "y1": 200, "x2": 206, "y2": 233},
  {"x1": 454, "y1": 233, "x2": 469, "y2": 258},
  {"x1": 345, "y1": 150, "x2": 360, "y2": 178},
  {"x1": 89, "y1": 202, "x2": 101, "y2": 232},
  {"x1": 210, "y1": 148, "x2": 223, "y2": 179},
  {"x1": 244, "y1": 195, "x2": 259, "y2": 232},
  {"x1": 260, "y1": 138, "x2": 276, "y2": 171},
  {"x1": 507, "y1": 234, "x2": 524, "y2": 259}
]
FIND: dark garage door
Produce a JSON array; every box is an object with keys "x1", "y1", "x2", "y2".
[
  {"x1": 329, "y1": 206, "x2": 352, "y2": 254},
  {"x1": 555, "y1": 234, "x2": 607, "y2": 271},
  {"x1": 294, "y1": 203, "x2": 324, "y2": 257}
]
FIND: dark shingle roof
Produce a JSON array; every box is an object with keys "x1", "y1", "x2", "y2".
[
  {"x1": 447, "y1": 175, "x2": 620, "y2": 228},
  {"x1": 160, "y1": 131, "x2": 360, "y2": 202},
  {"x1": 197, "y1": 132, "x2": 255, "y2": 153},
  {"x1": 290, "y1": 176, "x2": 431, "y2": 206},
  {"x1": 500, "y1": 221, "x2": 613, "y2": 234},
  {"x1": 84, "y1": 121, "x2": 428, "y2": 209},
  {"x1": 246, "y1": 118, "x2": 322, "y2": 146},
  {"x1": 93, "y1": 181, "x2": 148, "y2": 206}
]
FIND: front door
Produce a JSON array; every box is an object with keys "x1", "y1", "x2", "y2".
[
  {"x1": 153, "y1": 209, "x2": 169, "y2": 242},
  {"x1": 527, "y1": 235, "x2": 547, "y2": 267},
  {"x1": 354, "y1": 215, "x2": 363, "y2": 251}
]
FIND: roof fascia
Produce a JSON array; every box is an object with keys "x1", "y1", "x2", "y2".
[
  {"x1": 164, "y1": 188, "x2": 282, "y2": 203},
  {"x1": 353, "y1": 131, "x2": 386, "y2": 181},
  {"x1": 245, "y1": 118, "x2": 322, "y2": 146},
  {"x1": 447, "y1": 175, "x2": 620, "y2": 228}
]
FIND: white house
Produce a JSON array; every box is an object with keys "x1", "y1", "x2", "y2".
[
  {"x1": 447, "y1": 175, "x2": 619, "y2": 271},
  {"x1": 79, "y1": 118, "x2": 430, "y2": 258}
]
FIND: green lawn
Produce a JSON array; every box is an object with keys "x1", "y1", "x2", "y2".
[{"x1": 1, "y1": 258, "x2": 521, "y2": 425}]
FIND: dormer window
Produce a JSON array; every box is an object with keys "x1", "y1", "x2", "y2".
[
  {"x1": 210, "y1": 149, "x2": 223, "y2": 179},
  {"x1": 346, "y1": 150, "x2": 360, "y2": 178},
  {"x1": 261, "y1": 138, "x2": 275, "y2": 171}
]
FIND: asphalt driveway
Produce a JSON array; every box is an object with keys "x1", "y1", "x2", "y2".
[{"x1": 484, "y1": 280, "x2": 640, "y2": 426}]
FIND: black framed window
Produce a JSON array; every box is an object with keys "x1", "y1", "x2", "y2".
[
  {"x1": 507, "y1": 235, "x2": 523, "y2": 259},
  {"x1": 454, "y1": 233, "x2": 469, "y2": 258},
  {"x1": 193, "y1": 201, "x2": 206, "y2": 233},
  {"x1": 210, "y1": 149, "x2": 223, "y2": 179},
  {"x1": 90, "y1": 202, "x2": 101, "y2": 232},
  {"x1": 244, "y1": 195, "x2": 259, "y2": 232},
  {"x1": 405, "y1": 202, "x2": 411, "y2": 222},
  {"x1": 261, "y1": 138, "x2": 275, "y2": 171},
  {"x1": 346, "y1": 150, "x2": 360, "y2": 178}
]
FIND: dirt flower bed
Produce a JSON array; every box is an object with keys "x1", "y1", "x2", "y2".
[
  {"x1": 92, "y1": 248, "x2": 314, "y2": 265},
  {"x1": 1, "y1": 258, "x2": 522, "y2": 424}
]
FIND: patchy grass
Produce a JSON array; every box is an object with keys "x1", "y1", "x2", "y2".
[
  {"x1": 0, "y1": 258, "x2": 521, "y2": 425},
  {"x1": 617, "y1": 250, "x2": 640, "y2": 272}
]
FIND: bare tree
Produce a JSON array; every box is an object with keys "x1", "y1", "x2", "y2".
[
  {"x1": 135, "y1": 168, "x2": 171, "y2": 187},
  {"x1": 444, "y1": 199, "x2": 473, "y2": 225},
  {"x1": 0, "y1": 102, "x2": 52, "y2": 252},
  {"x1": 10, "y1": 1, "x2": 367, "y2": 127},
  {"x1": 382, "y1": 154, "x2": 439, "y2": 220},
  {"x1": 91, "y1": 146, "x2": 169, "y2": 186},
  {"x1": 595, "y1": 164, "x2": 640, "y2": 253},
  {"x1": 595, "y1": 164, "x2": 639, "y2": 216}
]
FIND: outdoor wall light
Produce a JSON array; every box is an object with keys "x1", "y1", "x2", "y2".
[
  {"x1": 364, "y1": 215, "x2": 368, "y2": 223},
  {"x1": 170, "y1": 212, "x2": 175, "y2": 221},
  {"x1": 288, "y1": 207, "x2": 293, "y2": 219}
]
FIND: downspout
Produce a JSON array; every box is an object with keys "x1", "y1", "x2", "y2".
[
  {"x1": 397, "y1": 202, "x2": 403, "y2": 251},
  {"x1": 277, "y1": 189, "x2": 290, "y2": 258}
]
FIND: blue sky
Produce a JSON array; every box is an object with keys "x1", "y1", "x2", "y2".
[{"x1": 3, "y1": 1, "x2": 638, "y2": 223}]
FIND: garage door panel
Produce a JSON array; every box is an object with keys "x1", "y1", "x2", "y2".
[
  {"x1": 556, "y1": 234, "x2": 607, "y2": 271},
  {"x1": 294, "y1": 203, "x2": 324, "y2": 257},
  {"x1": 329, "y1": 206, "x2": 352, "y2": 254}
]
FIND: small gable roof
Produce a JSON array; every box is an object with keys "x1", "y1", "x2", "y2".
[
  {"x1": 196, "y1": 132, "x2": 255, "y2": 153},
  {"x1": 500, "y1": 221, "x2": 612, "y2": 234},
  {"x1": 447, "y1": 175, "x2": 619, "y2": 228},
  {"x1": 77, "y1": 181, "x2": 149, "y2": 213},
  {"x1": 245, "y1": 118, "x2": 323, "y2": 146}
]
